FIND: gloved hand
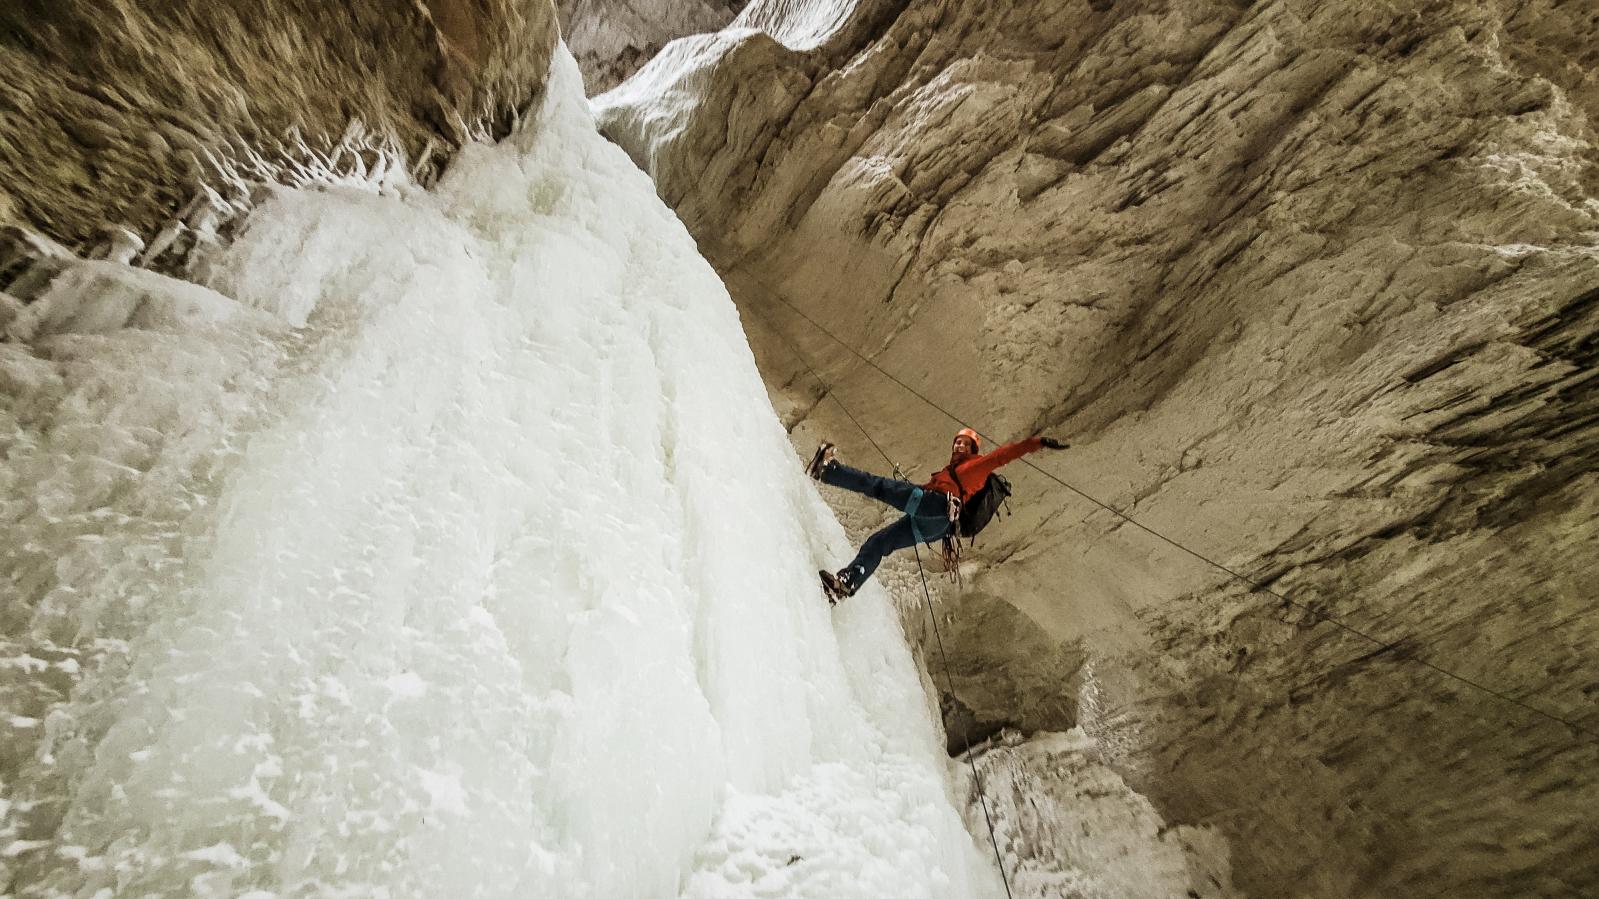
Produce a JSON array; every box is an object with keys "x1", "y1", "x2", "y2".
[{"x1": 1040, "y1": 436, "x2": 1068, "y2": 450}]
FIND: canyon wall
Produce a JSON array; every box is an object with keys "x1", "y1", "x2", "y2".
[
  {"x1": 556, "y1": 0, "x2": 746, "y2": 94},
  {"x1": 0, "y1": 0, "x2": 558, "y2": 259},
  {"x1": 591, "y1": 0, "x2": 1599, "y2": 895}
]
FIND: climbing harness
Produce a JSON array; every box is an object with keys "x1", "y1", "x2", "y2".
[
  {"x1": 936, "y1": 464, "x2": 969, "y2": 585},
  {"x1": 901, "y1": 486, "x2": 961, "y2": 552},
  {"x1": 902, "y1": 486, "x2": 929, "y2": 542},
  {"x1": 939, "y1": 490, "x2": 964, "y2": 586}
]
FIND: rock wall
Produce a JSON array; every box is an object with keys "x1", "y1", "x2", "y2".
[
  {"x1": 0, "y1": 0, "x2": 558, "y2": 257},
  {"x1": 556, "y1": 0, "x2": 747, "y2": 94},
  {"x1": 962, "y1": 729, "x2": 1238, "y2": 899},
  {"x1": 593, "y1": 0, "x2": 1599, "y2": 896}
]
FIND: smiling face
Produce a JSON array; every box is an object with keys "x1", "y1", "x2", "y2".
[{"x1": 950, "y1": 433, "x2": 978, "y2": 464}]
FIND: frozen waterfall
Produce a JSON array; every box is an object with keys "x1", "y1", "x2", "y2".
[{"x1": 0, "y1": 50, "x2": 1003, "y2": 898}]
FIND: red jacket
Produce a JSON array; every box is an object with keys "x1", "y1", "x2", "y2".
[{"x1": 923, "y1": 436, "x2": 1042, "y2": 502}]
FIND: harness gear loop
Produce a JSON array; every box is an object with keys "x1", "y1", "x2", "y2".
[{"x1": 940, "y1": 464, "x2": 967, "y2": 583}]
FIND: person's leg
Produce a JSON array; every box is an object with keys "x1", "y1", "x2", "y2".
[
  {"x1": 843, "y1": 506, "x2": 947, "y2": 575},
  {"x1": 829, "y1": 512, "x2": 952, "y2": 597},
  {"x1": 839, "y1": 515, "x2": 920, "y2": 586},
  {"x1": 819, "y1": 461, "x2": 918, "y2": 511}
]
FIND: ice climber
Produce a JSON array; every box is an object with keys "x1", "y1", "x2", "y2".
[{"x1": 806, "y1": 427, "x2": 1067, "y2": 602}]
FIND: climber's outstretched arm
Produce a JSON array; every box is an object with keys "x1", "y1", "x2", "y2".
[{"x1": 954, "y1": 435, "x2": 1044, "y2": 484}]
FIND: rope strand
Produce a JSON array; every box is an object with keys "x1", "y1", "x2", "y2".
[
  {"x1": 757, "y1": 286, "x2": 1596, "y2": 743},
  {"x1": 914, "y1": 542, "x2": 1016, "y2": 899},
  {"x1": 749, "y1": 300, "x2": 1017, "y2": 895}
]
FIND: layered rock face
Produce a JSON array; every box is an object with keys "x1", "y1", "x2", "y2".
[
  {"x1": 556, "y1": 0, "x2": 747, "y2": 94},
  {"x1": 592, "y1": 1, "x2": 1599, "y2": 896},
  {"x1": 962, "y1": 729, "x2": 1239, "y2": 899},
  {"x1": 0, "y1": 0, "x2": 558, "y2": 257}
]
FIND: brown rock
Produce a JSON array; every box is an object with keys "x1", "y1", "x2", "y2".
[
  {"x1": 596, "y1": 0, "x2": 1599, "y2": 895},
  {"x1": 556, "y1": 0, "x2": 748, "y2": 94},
  {"x1": 0, "y1": 0, "x2": 559, "y2": 254}
]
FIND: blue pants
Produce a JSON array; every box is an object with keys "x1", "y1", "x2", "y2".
[{"x1": 820, "y1": 462, "x2": 951, "y2": 581}]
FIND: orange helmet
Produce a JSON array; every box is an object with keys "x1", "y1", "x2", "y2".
[{"x1": 953, "y1": 427, "x2": 981, "y2": 451}]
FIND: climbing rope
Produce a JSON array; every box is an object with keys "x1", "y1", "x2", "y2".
[
  {"x1": 754, "y1": 286, "x2": 1598, "y2": 745},
  {"x1": 912, "y1": 542, "x2": 1016, "y2": 899},
  {"x1": 748, "y1": 301, "x2": 1017, "y2": 897}
]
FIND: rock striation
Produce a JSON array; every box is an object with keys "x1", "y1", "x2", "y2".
[
  {"x1": 0, "y1": 0, "x2": 558, "y2": 257},
  {"x1": 556, "y1": 0, "x2": 747, "y2": 94},
  {"x1": 593, "y1": 0, "x2": 1599, "y2": 896},
  {"x1": 961, "y1": 729, "x2": 1239, "y2": 899}
]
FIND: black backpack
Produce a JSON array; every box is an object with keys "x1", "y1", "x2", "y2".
[{"x1": 945, "y1": 467, "x2": 1013, "y2": 539}]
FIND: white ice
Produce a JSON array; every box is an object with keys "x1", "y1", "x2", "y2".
[
  {"x1": 0, "y1": 48, "x2": 1004, "y2": 898},
  {"x1": 588, "y1": 0, "x2": 857, "y2": 184}
]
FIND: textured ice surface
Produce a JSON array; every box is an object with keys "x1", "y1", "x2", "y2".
[{"x1": 0, "y1": 49, "x2": 1002, "y2": 898}]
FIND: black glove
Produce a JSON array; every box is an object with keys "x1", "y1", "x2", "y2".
[{"x1": 1040, "y1": 436, "x2": 1068, "y2": 450}]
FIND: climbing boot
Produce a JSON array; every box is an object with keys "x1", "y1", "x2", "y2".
[
  {"x1": 805, "y1": 442, "x2": 836, "y2": 482},
  {"x1": 819, "y1": 565, "x2": 865, "y2": 605}
]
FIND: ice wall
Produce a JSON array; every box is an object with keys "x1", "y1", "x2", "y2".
[{"x1": 0, "y1": 49, "x2": 1002, "y2": 898}]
